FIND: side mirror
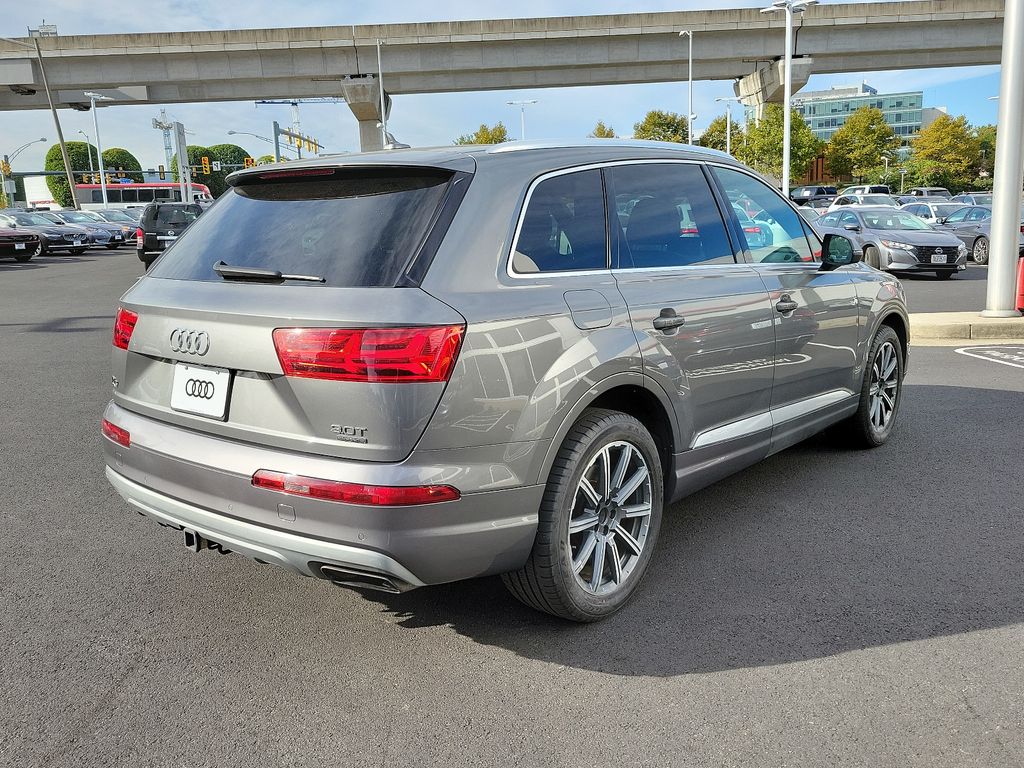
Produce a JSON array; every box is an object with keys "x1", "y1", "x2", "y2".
[
  {"x1": 936, "y1": 217, "x2": 947, "y2": 224},
  {"x1": 843, "y1": 223, "x2": 861, "y2": 232},
  {"x1": 819, "y1": 234, "x2": 862, "y2": 271}
]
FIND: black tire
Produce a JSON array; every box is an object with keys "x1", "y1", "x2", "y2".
[
  {"x1": 832, "y1": 325, "x2": 904, "y2": 449},
  {"x1": 502, "y1": 408, "x2": 664, "y2": 622},
  {"x1": 14, "y1": 242, "x2": 41, "y2": 263},
  {"x1": 863, "y1": 246, "x2": 881, "y2": 269},
  {"x1": 105, "y1": 243, "x2": 119, "y2": 250},
  {"x1": 972, "y1": 236, "x2": 989, "y2": 265},
  {"x1": 935, "y1": 270, "x2": 955, "y2": 280}
]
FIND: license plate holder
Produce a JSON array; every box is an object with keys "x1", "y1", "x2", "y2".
[
  {"x1": 73, "y1": 239, "x2": 82, "y2": 247},
  {"x1": 170, "y1": 363, "x2": 232, "y2": 420},
  {"x1": 14, "y1": 242, "x2": 25, "y2": 250},
  {"x1": 930, "y1": 254, "x2": 947, "y2": 264}
]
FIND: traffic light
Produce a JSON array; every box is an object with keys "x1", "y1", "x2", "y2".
[
  {"x1": 243, "y1": 157, "x2": 255, "y2": 168},
  {"x1": 158, "y1": 164, "x2": 166, "y2": 180},
  {"x1": 201, "y1": 156, "x2": 211, "y2": 175}
]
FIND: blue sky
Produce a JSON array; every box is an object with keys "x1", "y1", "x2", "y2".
[{"x1": 1, "y1": 0, "x2": 1001, "y2": 174}]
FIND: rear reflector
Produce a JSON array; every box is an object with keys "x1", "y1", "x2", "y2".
[
  {"x1": 112, "y1": 307, "x2": 138, "y2": 350},
  {"x1": 101, "y1": 418, "x2": 130, "y2": 447},
  {"x1": 273, "y1": 325, "x2": 464, "y2": 383},
  {"x1": 252, "y1": 470, "x2": 460, "y2": 506}
]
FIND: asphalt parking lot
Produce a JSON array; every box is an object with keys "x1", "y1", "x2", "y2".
[
  {"x1": 2, "y1": 250, "x2": 1022, "y2": 767},
  {"x1": 899, "y1": 263, "x2": 989, "y2": 313}
]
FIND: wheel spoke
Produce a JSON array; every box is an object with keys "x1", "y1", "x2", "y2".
[
  {"x1": 589, "y1": 536, "x2": 607, "y2": 591},
  {"x1": 578, "y1": 477, "x2": 601, "y2": 507},
  {"x1": 613, "y1": 523, "x2": 643, "y2": 556},
  {"x1": 882, "y1": 356, "x2": 897, "y2": 381},
  {"x1": 869, "y1": 397, "x2": 881, "y2": 427},
  {"x1": 614, "y1": 465, "x2": 649, "y2": 504},
  {"x1": 598, "y1": 447, "x2": 612, "y2": 499},
  {"x1": 607, "y1": 539, "x2": 623, "y2": 584},
  {"x1": 572, "y1": 532, "x2": 597, "y2": 574},
  {"x1": 569, "y1": 511, "x2": 600, "y2": 535},
  {"x1": 621, "y1": 503, "x2": 652, "y2": 519},
  {"x1": 880, "y1": 389, "x2": 895, "y2": 410},
  {"x1": 611, "y1": 444, "x2": 631, "y2": 491}
]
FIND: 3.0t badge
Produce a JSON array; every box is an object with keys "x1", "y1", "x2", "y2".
[{"x1": 170, "y1": 328, "x2": 210, "y2": 356}]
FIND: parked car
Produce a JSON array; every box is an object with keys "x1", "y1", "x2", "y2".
[
  {"x1": 816, "y1": 206, "x2": 966, "y2": 278},
  {"x1": 828, "y1": 193, "x2": 900, "y2": 210},
  {"x1": 934, "y1": 204, "x2": 1024, "y2": 265},
  {"x1": 0, "y1": 210, "x2": 92, "y2": 255},
  {"x1": 840, "y1": 184, "x2": 891, "y2": 195},
  {"x1": 950, "y1": 192, "x2": 993, "y2": 206},
  {"x1": 790, "y1": 185, "x2": 837, "y2": 210},
  {"x1": 33, "y1": 211, "x2": 104, "y2": 248},
  {"x1": 136, "y1": 202, "x2": 203, "y2": 268},
  {"x1": 905, "y1": 186, "x2": 952, "y2": 198},
  {"x1": 48, "y1": 209, "x2": 126, "y2": 248},
  {"x1": 899, "y1": 201, "x2": 966, "y2": 225},
  {"x1": 797, "y1": 206, "x2": 821, "y2": 224},
  {"x1": 0, "y1": 226, "x2": 41, "y2": 262},
  {"x1": 92, "y1": 208, "x2": 141, "y2": 245},
  {"x1": 102, "y1": 141, "x2": 909, "y2": 622}
]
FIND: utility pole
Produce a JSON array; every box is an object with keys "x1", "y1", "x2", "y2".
[
  {"x1": 152, "y1": 110, "x2": 176, "y2": 172},
  {"x1": 679, "y1": 31, "x2": 694, "y2": 143}
]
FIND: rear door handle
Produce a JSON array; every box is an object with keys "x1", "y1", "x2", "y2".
[
  {"x1": 652, "y1": 309, "x2": 686, "y2": 331},
  {"x1": 775, "y1": 296, "x2": 799, "y2": 314}
]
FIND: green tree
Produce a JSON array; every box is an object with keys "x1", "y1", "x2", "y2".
[
  {"x1": 736, "y1": 104, "x2": 822, "y2": 182},
  {"x1": 454, "y1": 122, "x2": 510, "y2": 145},
  {"x1": 824, "y1": 107, "x2": 900, "y2": 180},
  {"x1": 256, "y1": 154, "x2": 278, "y2": 165},
  {"x1": 100, "y1": 147, "x2": 144, "y2": 183},
  {"x1": 171, "y1": 144, "x2": 211, "y2": 194},
  {"x1": 206, "y1": 143, "x2": 250, "y2": 197},
  {"x1": 698, "y1": 115, "x2": 743, "y2": 153},
  {"x1": 44, "y1": 141, "x2": 99, "y2": 207},
  {"x1": 906, "y1": 114, "x2": 980, "y2": 191},
  {"x1": 974, "y1": 123, "x2": 996, "y2": 180},
  {"x1": 632, "y1": 110, "x2": 688, "y2": 143},
  {"x1": 588, "y1": 121, "x2": 616, "y2": 138}
]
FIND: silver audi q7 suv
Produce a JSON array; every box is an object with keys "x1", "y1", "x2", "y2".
[{"x1": 103, "y1": 140, "x2": 909, "y2": 621}]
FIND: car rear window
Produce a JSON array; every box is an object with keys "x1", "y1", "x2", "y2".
[
  {"x1": 150, "y1": 205, "x2": 202, "y2": 228},
  {"x1": 149, "y1": 168, "x2": 454, "y2": 287}
]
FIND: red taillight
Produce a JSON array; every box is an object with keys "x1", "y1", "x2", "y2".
[
  {"x1": 252, "y1": 470, "x2": 460, "y2": 506},
  {"x1": 135, "y1": 227, "x2": 143, "y2": 246},
  {"x1": 112, "y1": 307, "x2": 138, "y2": 350},
  {"x1": 680, "y1": 227, "x2": 699, "y2": 235},
  {"x1": 743, "y1": 226, "x2": 762, "y2": 235},
  {"x1": 257, "y1": 168, "x2": 335, "y2": 180},
  {"x1": 101, "y1": 418, "x2": 130, "y2": 447},
  {"x1": 273, "y1": 325, "x2": 464, "y2": 383}
]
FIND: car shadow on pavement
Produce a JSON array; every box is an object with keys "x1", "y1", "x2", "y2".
[
  {"x1": 362, "y1": 383, "x2": 1024, "y2": 676},
  {"x1": 0, "y1": 255, "x2": 100, "y2": 271}
]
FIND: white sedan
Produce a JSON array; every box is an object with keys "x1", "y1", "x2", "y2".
[{"x1": 827, "y1": 193, "x2": 901, "y2": 211}]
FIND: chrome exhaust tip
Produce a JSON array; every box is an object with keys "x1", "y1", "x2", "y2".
[{"x1": 317, "y1": 564, "x2": 408, "y2": 594}]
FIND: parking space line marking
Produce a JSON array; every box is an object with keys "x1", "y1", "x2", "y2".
[{"x1": 955, "y1": 346, "x2": 1024, "y2": 369}]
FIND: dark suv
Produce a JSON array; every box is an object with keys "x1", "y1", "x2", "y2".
[
  {"x1": 102, "y1": 141, "x2": 909, "y2": 621},
  {"x1": 790, "y1": 185, "x2": 837, "y2": 209},
  {"x1": 137, "y1": 202, "x2": 203, "y2": 268}
]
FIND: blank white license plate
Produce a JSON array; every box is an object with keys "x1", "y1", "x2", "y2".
[
  {"x1": 73, "y1": 240, "x2": 82, "y2": 246},
  {"x1": 14, "y1": 242, "x2": 25, "y2": 250},
  {"x1": 930, "y1": 254, "x2": 947, "y2": 264},
  {"x1": 170, "y1": 363, "x2": 231, "y2": 420}
]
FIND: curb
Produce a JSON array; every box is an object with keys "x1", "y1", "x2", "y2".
[{"x1": 910, "y1": 311, "x2": 1024, "y2": 340}]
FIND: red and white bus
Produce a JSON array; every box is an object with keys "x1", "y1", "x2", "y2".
[{"x1": 74, "y1": 182, "x2": 213, "y2": 209}]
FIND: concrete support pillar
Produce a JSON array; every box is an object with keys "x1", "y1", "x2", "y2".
[
  {"x1": 340, "y1": 77, "x2": 391, "y2": 152},
  {"x1": 734, "y1": 57, "x2": 813, "y2": 122},
  {"x1": 983, "y1": 0, "x2": 1024, "y2": 316}
]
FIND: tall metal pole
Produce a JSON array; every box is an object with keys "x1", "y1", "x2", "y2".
[
  {"x1": 984, "y1": 0, "x2": 1024, "y2": 316},
  {"x1": 88, "y1": 94, "x2": 109, "y2": 206},
  {"x1": 33, "y1": 37, "x2": 80, "y2": 210},
  {"x1": 273, "y1": 121, "x2": 282, "y2": 163},
  {"x1": 688, "y1": 31, "x2": 693, "y2": 144},
  {"x1": 520, "y1": 105, "x2": 526, "y2": 140},
  {"x1": 78, "y1": 130, "x2": 94, "y2": 173},
  {"x1": 781, "y1": 4, "x2": 794, "y2": 196},
  {"x1": 376, "y1": 40, "x2": 388, "y2": 145},
  {"x1": 726, "y1": 102, "x2": 732, "y2": 155}
]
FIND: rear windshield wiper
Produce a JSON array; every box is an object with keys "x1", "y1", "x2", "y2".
[{"x1": 213, "y1": 261, "x2": 325, "y2": 283}]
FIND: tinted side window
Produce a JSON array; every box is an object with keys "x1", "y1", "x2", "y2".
[
  {"x1": 512, "y1": 169, "x2": 606, "y2": 273},
  {"x1": 818, "y1": 213, "x2": 839, "y2": 227},
  {"x1": 607, "y1": 163, "x2": 735, "y2": 269},
  {"x1": 839, "y1": 212, "x2": 860, "y2": 227},
  {"x1": 945, "y1": 207, "x2": 970, "y2": 223},
  {"x1": 713, "y1": 167, "x2": 816, "y2": 263}
]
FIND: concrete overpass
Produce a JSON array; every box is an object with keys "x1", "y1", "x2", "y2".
[{"x1": 0, "y1": 0, "x2": 1004, "y2": 149}]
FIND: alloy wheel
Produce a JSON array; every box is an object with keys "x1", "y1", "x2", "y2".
[
  {"x1": 868, "y1": 341, "x2": 900, "y2": 433},
  {"x1": 567, "y1": 440, "x2": 653, "y2": 595}
]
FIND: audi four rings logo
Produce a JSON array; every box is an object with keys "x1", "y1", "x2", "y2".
[
  {"x1": 184, "y1": 379, "x2": 215, "y2": 399},
  {"x1": 170, "y1": 328, "x2": 210, "y2": 356}
]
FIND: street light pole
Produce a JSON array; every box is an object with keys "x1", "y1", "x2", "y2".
[
  {"x1": 1, "y1": 138, "x2": 46, "y2": 206},
  {"x1": 376, "y1": 39, "x2": 388, "y2": 146},
  {"x1": 679, "y1": 31, "x2": 694, "y2": 143},
  {"x1": 761, "y1": 0, "x2": 818, "y2": 197},
  {"x1": 715, "y1": 96, "x2": 742, "y2": 155},
  {"x1": 85, "y1": 91, "x2": 113, "y2": 206},
  {"x1": 506, "y1": 100, "x2": 539, "y2": 140},
  {"x1": 78, "y1": 130, "x2": 94, "y2": 173},
  {"x1": 983, "y1": 0, "x2": 1024, "y2": 316}
]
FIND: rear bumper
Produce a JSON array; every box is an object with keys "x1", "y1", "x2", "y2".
[{"x1": 102, "y1": 402, "x2": 543, "y2": 586}]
